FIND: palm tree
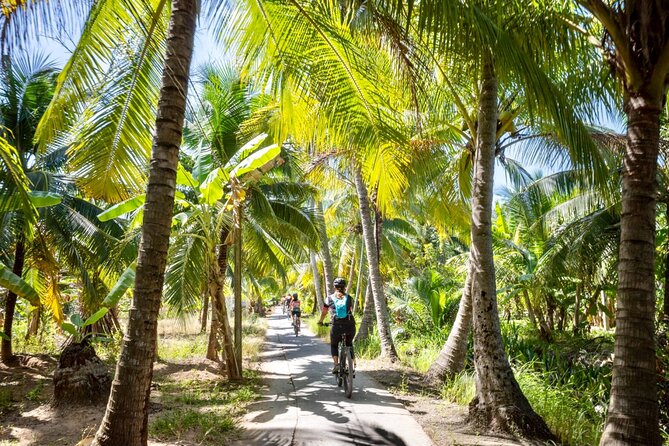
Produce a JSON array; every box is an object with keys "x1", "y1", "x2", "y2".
[
  {"x1": 572, "y1": 3, "x2": 669, "y2": 443},
  {"x1": 91, "y1": 0, "x2": 197, "y2": 444},
  {"x1": 353, "y1": 166, "x2": 398, "y2": 360}
]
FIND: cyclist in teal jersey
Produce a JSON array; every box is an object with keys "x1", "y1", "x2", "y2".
[{"x1": 318, "y1": 278, "x2": 356, "y2": 374}]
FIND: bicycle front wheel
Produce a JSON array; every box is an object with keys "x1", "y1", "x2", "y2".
[{"x1": 344, "y1": 348, "x2": 353, "y2": 398}]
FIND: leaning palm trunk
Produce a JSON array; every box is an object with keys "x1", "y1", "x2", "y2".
[
  {"x1": 1, "y1": 237, "x2": 25, "y2": 363},
  {"x1": 466, "y1": 55, "x2": 553, "y2": 440},
  {"x1": 353, "y1": 239, "x2": 365, "y2": 313},
  {"x1": 310, "y1": 251, "x2": 324, "y2": 309},
  {"x1": 214, "y1": 227, "x2": 240, "y2": 380},
  {"x1": 425, "y1": 261, "x2": 472, "y2": 384},
  {"x1": 353, "y1": 166, "x2": 397, "y2": 361},
  {"x1": 600, "y1": 93, "x2": 662, "y2": 446},
  {"x1": 316, "y1": 200, "x2": 335, "y2": 294},
  {"x1": 354, "y1": 281, "x2": 375, "y2": 343},
  {"x1": 92, "y1": 2, "x2": 197, "y2": 444}
]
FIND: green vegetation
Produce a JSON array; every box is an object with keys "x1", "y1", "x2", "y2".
[
  {"x1": 150, "y1": 373, "x2": 260, "y2": 444},
  {"x1": 1, "y1": 1, "x2": 669, "y2": 445}
]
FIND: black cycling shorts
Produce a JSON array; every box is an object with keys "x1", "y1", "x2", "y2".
[{"x1": 330, "y1": 319, "x2": 356, "y2": 358}]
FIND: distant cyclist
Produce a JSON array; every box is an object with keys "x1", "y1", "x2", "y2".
[
  {"x1": 318, "y1": 277, "x2": 356, "y2": 374},
  {"x1": 283, "y1": 295, "x2": 291, "y2": 316},
  {"x1": 290, "y1": 293, "x2": 301, "y2": 326}
]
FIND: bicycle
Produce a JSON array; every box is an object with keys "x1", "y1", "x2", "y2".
[
  {"x1": 322, "y1": 323, "x2": 354, "y2": 398},
  {"x1": 292, "y1": 312, "x2": 301, "y2": 336}
]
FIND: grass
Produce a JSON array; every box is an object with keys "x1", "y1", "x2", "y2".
[
  {"x1": 157, "y1": 332, "x2": 209, "y2": 361},
  {"x1": 150, "y1": 373, "x2": 261, "y2": 444},
  {"x1": 150, "y1": 408, "x2": 236, "y2": 444},
  {"x1": 439, "y1": 368, "x2": 603, "y2": 446},
  {"x1": 25, "y1": 380, "x2": 45, "y2": 402}
]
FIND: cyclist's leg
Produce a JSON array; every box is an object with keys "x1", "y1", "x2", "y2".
[{"x1": 330, "y1": 324, "x2": 340, "y2": 373}]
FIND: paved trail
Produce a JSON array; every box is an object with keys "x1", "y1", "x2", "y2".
[{"x1": 232, "y1": 310, "x2": 435, "y2": 446}]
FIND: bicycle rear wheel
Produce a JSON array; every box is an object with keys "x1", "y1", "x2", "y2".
[
  {"x1": 344, "y1": 348, "x2": 353, "y2": 398},
  {"x1": 294, "y1": 317, "x2": 299, "y2": 336}
]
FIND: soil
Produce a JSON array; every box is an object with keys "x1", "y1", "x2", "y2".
[
  {"x1": 358, "y1": 359, "x2": 537, "y2": 446},
  {"x1": 0, "y1": 353, "x2": 222, "y2": 446}
]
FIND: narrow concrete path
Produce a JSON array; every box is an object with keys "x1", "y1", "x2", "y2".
[{"x1": 232, "y1": 310, "x2": 435, "y2": 446}]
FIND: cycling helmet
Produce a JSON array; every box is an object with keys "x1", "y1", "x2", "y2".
[{"x1": 333, "y1": 277, "x2": 346, "y2": 290}]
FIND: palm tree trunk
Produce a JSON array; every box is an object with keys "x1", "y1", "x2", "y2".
[
  {"x1": 310, "y1": 251, "x2": 324, "y2": 310},
  {"x1": 353, "y1": 166, "x2": 397, "y2": 361},
  {"x1": 353, "y1": 238, "x2": 365, "y2": 313},
  {"x1": 573, "y1": 282, "x2": 581, "y2": 333},
  {"x1": 316, "y1": 200, "x2": 335, "y2": 295},
  {"x1": 206, "y1": 287, "x2": 220, "y2": 361},
  {"x1": 600, "y1": 94, "x2": 662, "y2": 446},
  {"x1": 92, "y1": 2, "x2": 196, "y2": 444},
  {"x1": 347, "y1": 248, "x2": 356, "y2": 294},
  {"x1": 232, "y1": 198, "x2": 243, "y2": 379},
  {"x1": 25, "y1": 304, "x2": 41, "y2": 339},
  {"x1": 1, "y1": 237, "x2": 25, "y2": 363},
  {"x1": 466, "y1": 54, "x2": 553, "y2": 440},
  {"x1": 523, "y1": 289, "x2": 538, "y2": 330},
  {"x1": 200, "y1": 291, "x2": 209, "y2": 334},
  {"x1": 354, "y1": 281, "x2": 375, "y2": 343},
  {"x1": 425, "y1": 261, "x2": 472, "y2": 384},
  {"x1": 663, "y1": 203, "x2": 669, "y2": 326},
  {"x1": 216, "y1": 227, "x2": 240, "y2": 380}
]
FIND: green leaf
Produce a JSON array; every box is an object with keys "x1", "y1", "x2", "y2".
[
  {"x1": 101, "y1": 264, "x2": 136, "y2": 308},
  {"x1": 61, "y1": 322, "x2": 78, "y2": 337},
  {"x1": 0, "y1": 331, "x2": 9, "y2": 341},
  {"x1": 28, "y1": 191, "x2": 63, "y2": 208},
  {"x1": 70, "y1": 314, "x2": 84, "y2": 327},
  {"x1": 199, "y1": 168, "x2": 229, "y2": 205},
  {"x1": 230, "y1": 144, "x2": 280, "y2": 179},
  {"x1": 83, "y1": 308, "x2": 109, "y2": 326},
  {"x1": 0, "y1": 262, "x2": 39, "y2": 306},
  {"x1": 177, "y1": 162, "x2": 198, "y2": 188},
  {"x1": 97, "y1": 195, "x2": 146, "y2": 222}
]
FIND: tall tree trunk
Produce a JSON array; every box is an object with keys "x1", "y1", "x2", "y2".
[
  {"x1": 316, "y1": 200, "x2": 335, "y2": 295},
  {"x1": 425, "y1": 261, "x2": 472, "y2": 384},
  {"x1": 200, "y1": 291, "x2": 208, "y2": 334},
  {"x1": 354, "y1": 281, "x2": 375, "y2": 343},
  {"x1": 523, "y1": 289, "x2": 538, "y2": 330},
  {"x1": 310, "y1": 251, "x2": 324, "y2": 310},
  {"x1": 573, "y1": 282, "x2": 581, "y2": 333},
  {"x1": 600, "y1": 94, "x2": 662, "y2": 446},
  {"x1": 206, "y1": 289, "x2": 220, "y2": 361},
  {"x1": 1, "y1": 237, "x2": 25, "y2": 363},
  {"x1": 347, "y1": 248, "x2": 356, "y2": 294},
  {"x1": 353, "y1": 166, "x2": 397, "y2": 361},
  {"x1": 92, "y1": 2, "x2": 196, "y2": 444},
  {"x1": 663, "y1": 202, "x2": 669, "y2": 326},
  {"x1": 466, "y1": 55, "x2": 553, "y2": 440},
  {"x1": 353, "y1": 238, "x2": 365, "y2": 313},
  {"x1": 216, "y1": 227, "x2": 240, "y2": 380},
  {"x1": 25, "y1": 304, "x2": 41, "y2": 339},
  {"x1": 232, "y1": 197, "x2": 243, "y2": 379}
]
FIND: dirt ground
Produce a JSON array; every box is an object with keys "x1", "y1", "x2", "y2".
[
  {"x1": 0, "y1": 353, "x2": 227, "y2": 446},
  {"x1": 358, "y1": 359, "x2": 533, "y2": 446}
]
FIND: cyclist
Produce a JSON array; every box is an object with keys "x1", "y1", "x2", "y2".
[
  {"x1": 290, "y1": 293, "x2": 301, "y2": 327},
  {"x1": 283, "y1": 295, "x2": 292, "y2": 316},
  {"x1": 318, "y1": 277, "x2": 356, "y2": 374}
]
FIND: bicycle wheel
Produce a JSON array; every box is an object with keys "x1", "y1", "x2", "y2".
[
  {"x1": 339, "y1": 342, "x2": 348, "y2": 393},
  {"x1": 344, "y1": 348, "x2": 353, "y2": 398},
  {"x1": 294, "y1": 317, "x2": 299, "y2": 336}
]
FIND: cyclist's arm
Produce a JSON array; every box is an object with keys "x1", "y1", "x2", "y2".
[{"x1": 317, "y1": 300, "x2": 330, "y2": 324}]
